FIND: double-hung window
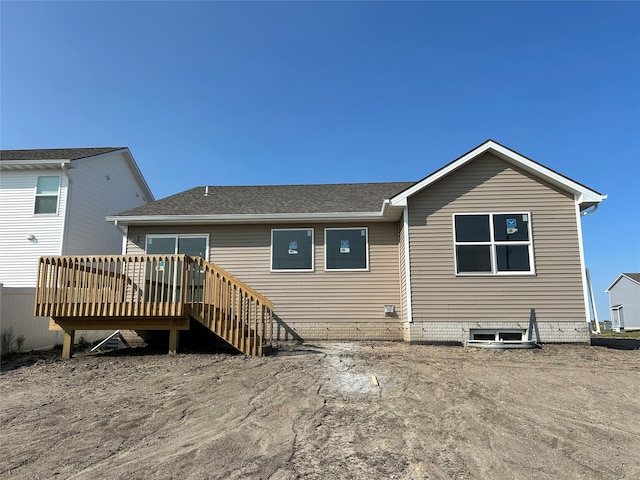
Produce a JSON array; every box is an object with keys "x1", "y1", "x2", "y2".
[
  {"x1": 453, "y1": 213, "x2": 534, "y2": 275},
  {"x1": 34, "y1": 176, "x2": 60, "y2": 214},
  {"x1": 271, "y1": 229, "x2": 314, "y2": 271},
  {"x1": 325, "y1": 228, "x2": 368, "y2": 271}
]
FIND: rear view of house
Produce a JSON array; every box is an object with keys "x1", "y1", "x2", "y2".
[
  {"x1": 606, "y1": 273, "x2": 640, "y2": 331},
  {"x1": 31, "y1": 140, "x2": 605, "y2": 356}
]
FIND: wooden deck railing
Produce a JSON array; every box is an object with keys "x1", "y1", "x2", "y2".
[
  {"x1": 184, "y1": 256, "x2": 274, "y2": 356},
  {"x1": 35, "y1": 255, "x2": 274, "y2": 355}
]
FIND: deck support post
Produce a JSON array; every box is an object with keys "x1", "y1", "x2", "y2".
[
  {"x1": 62, "y1": 329, "x2": 75, "y2": 359},
  {"x1": 168, "y1": 329, "x2": 179, "y2": 355}
]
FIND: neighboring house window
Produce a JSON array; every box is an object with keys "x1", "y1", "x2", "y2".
[
  {"x1": 34, "y1": 176, "x2": 60, "y2": 214},
  {"x1": 271, "y1": 229, "x2": 314, "y2": 272},
  {"x1": 325, "y1": 228, "x2": 369, "y2": 271},
  {"x1": 145, "y1": 234, "x2": 209, "y2": 259},
  {"x1": 453, "y1": 213, "x2": 534, "y2": 275}
]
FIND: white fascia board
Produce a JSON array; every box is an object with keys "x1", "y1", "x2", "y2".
[
  {"x1": 389, "y1": 140, "x2": 605, "y2": 207},
  {"x1": 605, "y1": 273, "x2": 640, "y2": 292},
  {"x1": 107, "y1": 211, "x2": 395, "y2": 226},
  {"x1": 605, "y1": 274, "x2": 625, "y2": 293},
  {"x1": 0, "y1": 159, "x2": 70, "y2": 170}
]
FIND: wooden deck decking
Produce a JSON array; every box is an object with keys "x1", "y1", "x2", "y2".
[{"x1": 35, "y1": 255, "x2": 274, "y2": 358}]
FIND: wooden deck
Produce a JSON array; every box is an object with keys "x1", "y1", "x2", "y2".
[{"x1": 35, "y1": 255, "x2": 274, "y2": 358}]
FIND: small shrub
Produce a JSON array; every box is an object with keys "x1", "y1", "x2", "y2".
[
  {"x1": 75, "y1": 335, "x2": 92, "y2": 353},
  {"x1": 1, "y1": 328, "x2": 25, "y2": 357}
]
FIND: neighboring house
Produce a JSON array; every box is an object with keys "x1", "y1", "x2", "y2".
[
  {"x1": 107, "y1": 140, "x2": 605, "y2": 345},
  {"x1": 605, "y1": 273, "x2": 640, "y2": 331},
  {"x1": 0, "y1": 147, "x2": 154, "y2": 350}
]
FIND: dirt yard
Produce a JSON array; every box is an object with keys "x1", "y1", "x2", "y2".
[{"x1": 1, "y1": 340, "x2": 639, "y2": 480}]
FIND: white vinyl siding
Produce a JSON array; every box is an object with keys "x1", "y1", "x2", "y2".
[
  {"x1": 63, "y1": 151, "x2": 149, "y2": 255},
  {"x1": 407, "y1": 152, "x2": 586, "y2": 325},
  {"x1": 126, "y1": 223, "x2": 402, "y2": 325},
  {"x1": 0, "y1": 150, "x2": 150, "y2": 288},
  {"x1": 0, "y1": 170, "x2": 68, "y2": 286}
]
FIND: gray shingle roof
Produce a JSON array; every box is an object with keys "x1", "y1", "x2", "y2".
[
  {"x1": 623, "y1": 273, "x2": 640, "y2": 283},
  {"x1": 0, "y1": 147, "x2": 123, "y2": 161},
  {"x1": 115, "y1": 182, "x2": 415, "y2": 216}
]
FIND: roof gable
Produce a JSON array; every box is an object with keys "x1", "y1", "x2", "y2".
[
  {"x1": 606, "y1": 273, "x2": 640, "y2": 292},
  {"x1": 389, "y1": 140, "x2": 605, "y2": 209}
]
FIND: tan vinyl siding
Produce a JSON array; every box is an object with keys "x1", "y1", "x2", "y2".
[
  {"x1": 127, "y1": 222, "x2": 402, "y2": 325},
  {"x1": 407, "y1": 152, "x2": 586, "y2": 324}
]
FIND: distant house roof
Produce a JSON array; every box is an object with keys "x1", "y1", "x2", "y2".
[
  {"x1": 0, "y1": 147, "x2": 155, "y2": 202},
  {"x1": 0, "y1": 147, "x2": 123, "y2": 162},
  {"x1": 110, "y1": 182, "x2": 414, "y2": 225},
  {"x1": 605, "y1": 273, "x2": 640, "y2": 292}
]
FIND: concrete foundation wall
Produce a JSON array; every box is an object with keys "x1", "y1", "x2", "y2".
[
  {"x1": 406, "y1": 320, "x2": 591, "y2": 344},
  {"x1": 272, "y1": 320, "x2": 404, "y2": 342}
]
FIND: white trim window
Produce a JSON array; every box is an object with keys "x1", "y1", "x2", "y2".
[
  {"x1": 145, "y1": 234, "x2": 209, "y2": 260},
  {"x1": 325, "y1": 227, "x2": 369, "y2": 271},
  {"x1": 271, "y1": 228, "x2": 314, "y2": 272},
  {"x1": 453, "y1": 213, "x2": 534, "y2": 275},
  {"x1": 34, "y1": 175, "x2": 61, "y2": 214}
]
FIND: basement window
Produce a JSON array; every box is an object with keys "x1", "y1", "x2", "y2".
[
  {"x1": 454, "y1": 213, "x2": 535, "y2": 275},
  {"x1": 271, "y1": 229, "x2": 314, "y2": 271},
  {"x1": 34, "y1": 176, "x2": 60, "y2": 214},
  {"x1": 470, "y1": 330, "x2": 525, "y2": 342}
]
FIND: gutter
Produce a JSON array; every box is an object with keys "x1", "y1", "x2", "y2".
[{"x1": 107, "y1": 210, "x2": 404, "y2": 226}]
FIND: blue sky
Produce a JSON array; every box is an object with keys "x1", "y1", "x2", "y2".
[{"x1": 2, "y1": 1, "x2": 639, "y2": 321}]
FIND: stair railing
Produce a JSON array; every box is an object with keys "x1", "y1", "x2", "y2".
[{"x1": 182, "y1": 256, "x2": 274, "y2": 356}]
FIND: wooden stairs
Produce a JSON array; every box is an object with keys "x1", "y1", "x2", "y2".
[{"x1": 34, "y1": 255, "x2": 274, "y2": 358}]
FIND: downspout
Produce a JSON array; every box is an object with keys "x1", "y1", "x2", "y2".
[
  {"x1": 581, "y1": 201, "x2": 603, "y2": 334},
  {"x1": 59, "y1": 163, "x2": 72, "y2": 255},
  {"x1": 113, "y1": 220, "x2": 128, "y2": 255},
  {"x1": 403, "y1": 207, "x2": 413, "y2": 327},
  {"x1": 575, "y1": 198, "x2": 604, "y2": 335}
]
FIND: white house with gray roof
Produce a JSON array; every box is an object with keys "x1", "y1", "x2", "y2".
[
  {"x1": 107, "y1": 140, "x2": 605, "y2": 345},
  {"x1": 0, "y1": 147, "x2": 153, "y2": 350},
  {"x1": 606, "y1": 273, "x2": 640, "y2": 331}
]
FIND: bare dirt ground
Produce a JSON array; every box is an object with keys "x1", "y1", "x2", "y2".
[{"x1": 1, "y1": 340, "x2": 639, "y2": 480}]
